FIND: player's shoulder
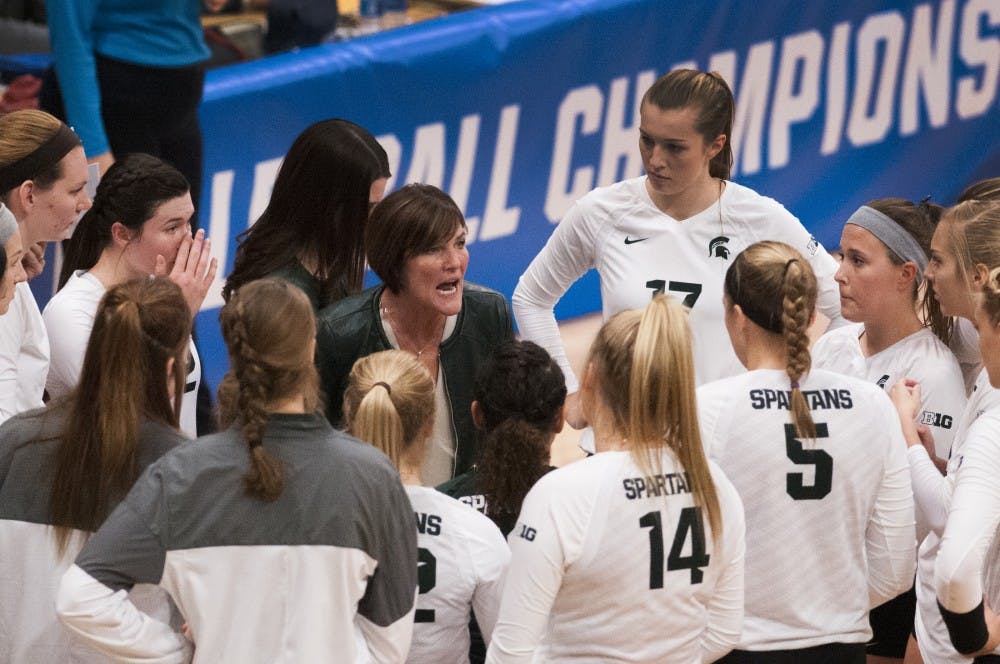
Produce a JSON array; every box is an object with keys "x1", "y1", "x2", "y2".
[
  {"x1": 43, "y1": 272, "x2": 103, "y2": 319},
  {"x1": 723, "y1": 181, "x2": 794, "y2": 220},
  {"x1": 575, "y1": 176, "x2": 649, "y2": 218}
]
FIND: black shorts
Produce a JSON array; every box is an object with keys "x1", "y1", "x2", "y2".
[
  {"x1": 867, "y1": 585, "x2": 917, "y2": 658},
  {"x1": 717, "y1": 642, "x2": 865, "y2": 663}
]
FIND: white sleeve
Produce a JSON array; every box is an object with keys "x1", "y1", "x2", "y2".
[
  {"x1": 512, "y1": 202, "x2": 601, "y2": 394},
  {"x1": 935, "y1": 412, "x2": 1000, "y2": 653},
  {"x1": 42, "y1": 295, "x2": 93, "y2": 399},
  {"x1": 907, "y1": 445, "x2": 950, "y2": 540},
  {"x1": 57, "y1": 564, "x2": 192, "y2": 663},
  {"x1": 865, "y1": 400, "x2": 917, "y2": 608},
  {"x1": 910, "y1": 356, "x2": 967, "y2": 459},
  {"x1": 357, "y1": 603, "x2": 417, "y2": 664},
  {"x1": 936, "y1": 413, "x2": 1000, "y2": 612},
  {"x1": 700, "y1": 472, "x2": 746, "y2": 663},
  {"x1": 0, "y1": 287, "x2": 27, "y2": 423},
  {"x1": 470, "y1": 521, "x2": 512, "y2": 644},
  {"x1": 485, "y1": 478, "x2": 586, "y2": 663}
]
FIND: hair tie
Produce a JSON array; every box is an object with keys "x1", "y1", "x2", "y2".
[
  {"x1": 372, "y1": 381, "x2": 392, "y2": 395},
  {"x1": 920, "y1": 195, "x2": 933, "y2": 205},
  {"x1": 249, "y1": 438, "x2": 263, "y2": 449},
  {"x1": 790, "y1": 381, "x2": 800, "y2": 389}
]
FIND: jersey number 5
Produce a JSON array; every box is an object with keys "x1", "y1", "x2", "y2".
[
  {"x1": 416, "y1": 547, "x2": 437, "y2": 623},
  {"x1": 785, "y1": 422, "x2": 832, "y2": 500},
  {"x1": 639, "y1": 507, "x2": 710, "y2": 588},
  {"x1": 645, "y1": 280, "x2": 702, "y2": 308}
]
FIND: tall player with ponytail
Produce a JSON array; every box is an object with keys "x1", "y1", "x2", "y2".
[
  {"x1": 698, "y1": 241, "x2": 916, "y2": 662},
  {"x1": 513, "y1": 68, "x2": 842, "y2": 437},
  {"x1": 57, "y1": 280, "x2": 418, "y2": 663},
  {"x1": 487, "y1": 295, "x2": 746, "y2": 663}
]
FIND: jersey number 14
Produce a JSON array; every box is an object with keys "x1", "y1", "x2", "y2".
[{"x1": 639, "y1": 507, "x2": 709, "y2": 588}]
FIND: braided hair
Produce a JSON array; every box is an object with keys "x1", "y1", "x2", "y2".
[
  {"x1": 59, "y1": 153, "x2": 189, "y2": 289},
  {"x1": 726, "y1": 241, "x2": 818, "y2": 440},
  {"x1": 218, "y1": 279, "x2": 320, "y2": 501}
]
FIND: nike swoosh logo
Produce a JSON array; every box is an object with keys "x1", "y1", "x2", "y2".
[{"x1": 624, "y1": 236, "x2": 649, "y2": 245}]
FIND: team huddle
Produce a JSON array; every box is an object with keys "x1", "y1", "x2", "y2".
[{"x1": 1, "y1": 69, "x2": 999, "y2": 664}]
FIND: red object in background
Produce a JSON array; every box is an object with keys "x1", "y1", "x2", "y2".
[{"x1": 0, "y1": 74, "x2": 41, "y2": 113}]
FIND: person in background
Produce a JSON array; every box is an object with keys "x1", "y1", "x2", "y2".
[
  {"x1": 223, "y1": 118, "x2": 390, "y2": 310},
  {"x1": 487, "y1": 295, "x2": 746, "y2": 663},
  {"x1": 42, "y1": 0, "x2": 227, "y2": 208},
  {"x1": 699, "y1": 241, "x2": 915, "y2": 663},
  {"x1": 345, "y1": 348, "x2": 509, "y2": 664},
  {"x1": 317, "y1": 183, "x2": 513, "y2": 485},
  {"x1": 0, "y1": 277, "x2": 190, "y2": 663},
  {"x1": 0, "y1": 203, "x2": 28, "y2": 316},
  {"x1": 43, "y1": 153, "x2": 216, "y2": 438},
  {"x1": 56, "y1": 279, "x2": 417, "y2": 663},
  {"x1": 0, "y1": 109, "x2": 91, "y2": 423}
]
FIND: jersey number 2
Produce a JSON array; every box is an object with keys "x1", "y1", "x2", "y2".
[
  {"x1": 639, "y1": 507, "x2": 710, "y2": 588},
  {"x1": 416, "y1": 547, "x2": 437, "y2": 623},
  {"x1": 785, "y1": 422, "x2": 832, "y2": 500}
]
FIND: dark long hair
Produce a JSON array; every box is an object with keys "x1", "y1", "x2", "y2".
[
  {"x1": 48, "y1": 277, "x2": 190, "y2": 554},
  {"x1": 474, "y1": 341, "x2": 565, "y2": 532},
  {"x1": 223, "y1": 119, "x2": 390, "y2": 307},
  {"x1": 59, "y1": 153, "x2": 190, "y2": 289}
]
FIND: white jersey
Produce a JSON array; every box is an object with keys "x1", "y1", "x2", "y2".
[
  {"x1": 698, "y1": 368, "x2": 915, "y2": 651},
  {"x1": 42, "y1": 270, "x2": 202, "y2": 438},
  {"x1": 912, "y1": 369, "x2": 1000, "y2": 664},
  {"x1": 513, "y1": 177, "x2": 841, "y2": 392},
  {"x1": 0, "y1": 282, "x2": 48, "y2": 423},
  {"x1": 486, "y1": 450, "x2": 746, "y2": 664},
  {"x1": 405, "y1": 485, "x2": 509, "y2": 664},
  {"x1": 812, "y1": 323, "x2": 966, "y2": 459},
  {"x1": 934, "y1": 405, "x2": 1000, "y2": 660}
]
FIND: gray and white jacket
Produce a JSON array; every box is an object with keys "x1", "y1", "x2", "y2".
[{"x1": 57, "y1": 413, "x2": 418, "y2": 663}]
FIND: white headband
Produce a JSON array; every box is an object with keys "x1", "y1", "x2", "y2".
[{"x1": 0, "y1": 203, "x2": 18, "y2": 247}]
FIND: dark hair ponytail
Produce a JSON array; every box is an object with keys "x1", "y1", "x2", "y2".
[
  {"x1": 59, "y1": 153, "x2": 189, "y2": 289},
  {"x1": 473, "y1": 341, "x2": 566, "y2": 528}
]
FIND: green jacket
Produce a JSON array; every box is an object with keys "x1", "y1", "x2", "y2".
[{"x1": 315, "y1": 282, "x2": 514, "y2": 478}]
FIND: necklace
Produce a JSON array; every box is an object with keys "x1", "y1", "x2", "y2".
[{"x1": 380, "y1": 301, "x2": 441, "y2": 359}]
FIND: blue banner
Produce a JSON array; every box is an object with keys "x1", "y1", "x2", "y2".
[{"x1": 39, "y1": 0, "x2": 1000, "y2": 390}]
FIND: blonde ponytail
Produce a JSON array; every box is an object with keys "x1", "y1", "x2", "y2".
[{"x1": 343, "y1": 350, "x2": 434, "y2": 469}]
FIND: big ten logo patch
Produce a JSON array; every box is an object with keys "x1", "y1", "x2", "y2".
[
  {"x1": 518, "y1": 524, "x2": 537, "y2": 541},
  {"x1": 920, "y1": 411, "x2": 953, "y2": 429}
]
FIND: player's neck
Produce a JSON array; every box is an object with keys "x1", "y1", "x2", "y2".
[
  {"x1": 860, "y1": 310, "x2": 923, "y2": 357},
  {"x1": 88, "y1": 248, "x2": 136, "y2": 288},
  {"x1": 647, "y1": 174, "x2": 723, "y2": 221},
  {"x1": 742, "y1": 334, "x2": 788, "y2": 372},
  {"x1": 398, "y1": 463, "x2": 423, "y2": 486}
]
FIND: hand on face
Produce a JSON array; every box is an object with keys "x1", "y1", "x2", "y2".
[
  {"x1": 20, "y1": 241, "x2": 45, "y2": 280},
  {"x1": 154, "y1": 228, "x2": 218, "y2": 319}
]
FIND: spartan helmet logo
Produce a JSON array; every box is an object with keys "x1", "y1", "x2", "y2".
[{"x1": 709, "y1": 235, "x2": 731, "y2": 259}]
